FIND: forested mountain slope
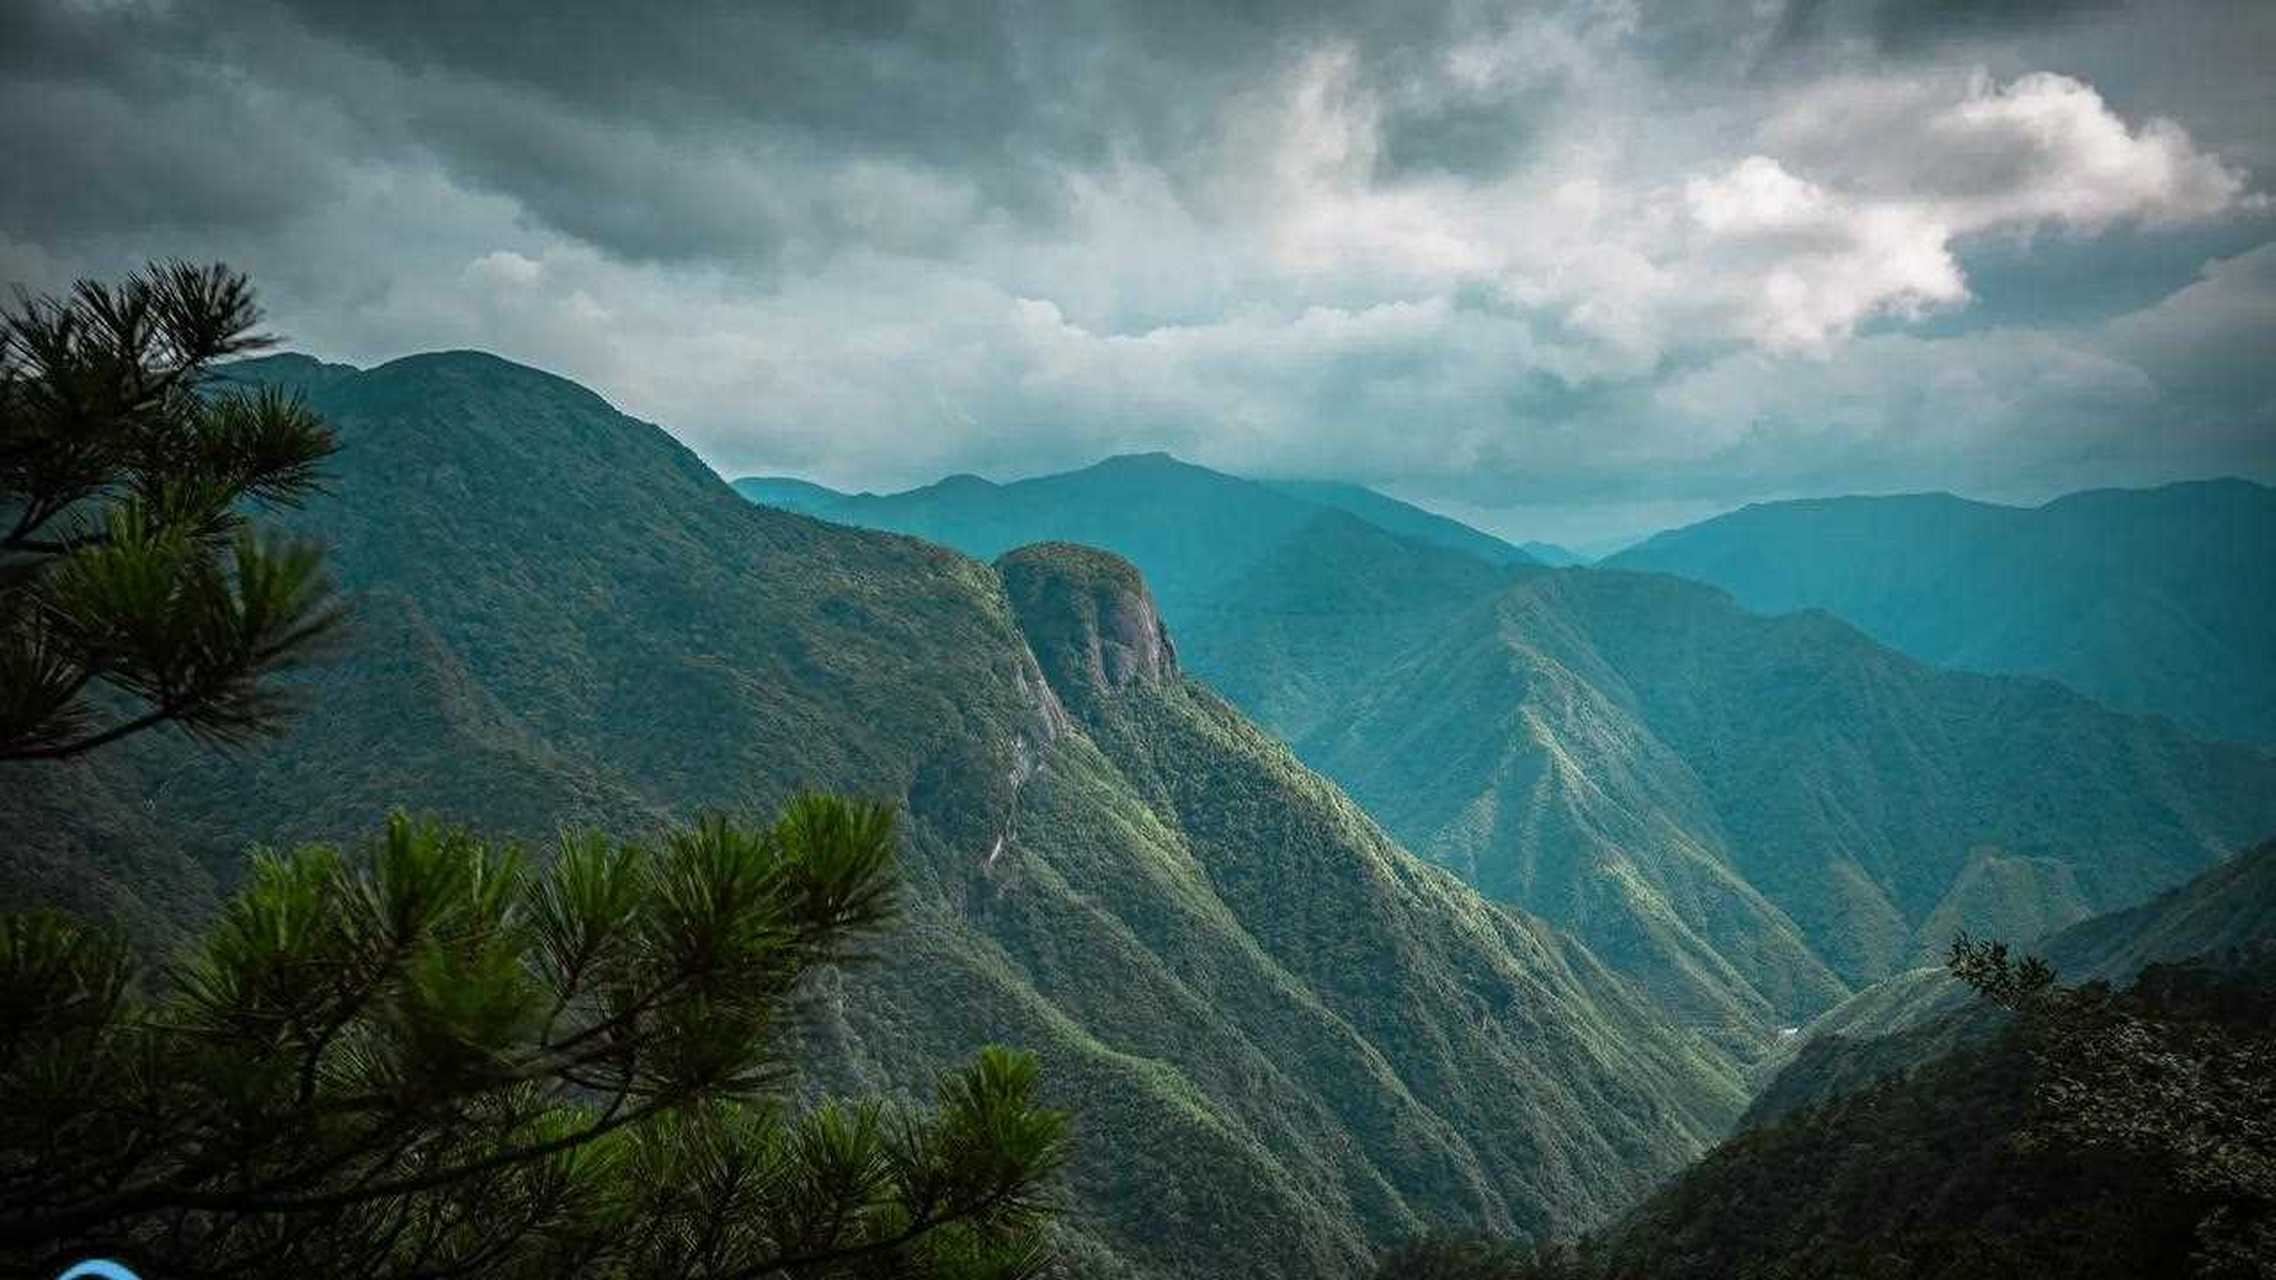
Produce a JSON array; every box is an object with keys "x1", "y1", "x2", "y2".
[
  {"x1": 1753, "y1": 835, "x2": 2276, "y2": 1106},
  {"x1": 1597, "y1": 954, "x2": 2276, "y2": 1280},
  {"x1": 1599, "y1": 865, "x2": 2276, "y2": 1280},
  {"x1": 1305, "y1": 568, "x2": 2276, "y2": 1005},
  {"x1": 744, "y1": 458, "x2": 2276, "y2": 1048},
  {"x1": 1607, "y1": 481, "x2": 2276, "y2": 745},
  {"x1": 0, "y1": 351, "x2": 1744, "y2": 1278}
]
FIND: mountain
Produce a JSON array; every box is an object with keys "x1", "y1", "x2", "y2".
[
  {"x1": 1260, "y1": 479, "x2": 1537, "y2": 567},
  {"x1": 1747, "y1": 835, "x2": 2276, "y2": 1124},
  {"x1": 215, "y1": 349, "x2": 363, "y2": 396},
  {"x1": 1595, "y1": 953, "x2": 2275, "y2": 1280},
  {"x1": 1, "y1": 351, "x2": 1747, "y2": 1279},
  {"x1": 735, "y1": 453, "x2": 1531, "y2": 741},
  {"x1": 1604, "y1": 842, "x2": 2276, "y2": 1278},
  {"x1": 2042, "y1": 836, "x2": 2276, "y2": 979},
  {"x1": 733, "y1": 464, "x2": 1538, "y2": 574},
  {"x1": 741, "y1": 456, "x2": 2276, "y2": 1050},
  {"x1": 1606, "y1": 481, "x2": 2276, "y2": 745},
  {"x1": 1519, "y1": 541, "x2": 1588, "y2": 567},
  {"x1": 728, "y1": 474, "x2": 849, "y2": 514},
  {"x1": 1304, "y1": 566, "x2": 2276, "y2": 1029},
  {"x1": 733, "y1": 453, "x2": 1528, "y2": 629}
]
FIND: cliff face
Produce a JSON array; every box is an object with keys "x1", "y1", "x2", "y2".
[{"x1": 998, "y1": 542, "x2": 1178, "y2": 699}]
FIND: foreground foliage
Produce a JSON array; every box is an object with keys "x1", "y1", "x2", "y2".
[
  {"x1": 1376, "y1": 934, "x2": 2276, "y2": 1280},
  {"x1": 1, "y1": 262, "x2": 342, "y2": 761},
  {"x1": 0, "y1": 795, "x2": 1068, "y2": 1278}
]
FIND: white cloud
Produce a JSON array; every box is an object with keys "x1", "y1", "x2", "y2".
[{"x1": 464, "y1": 249, "x2": 543, "y2": 289}]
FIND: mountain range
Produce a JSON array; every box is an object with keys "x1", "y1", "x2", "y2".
[
  {"x1": 733, "y1": 458, "x2": 2276, "y2": 1047},
  {"x1": 1607, "y1": 483, "x2": 2276, "y2": 746},
  {"x1": 1, "y1": 352, "x2": 1745, "y2": 1279},
  {"x1": 10, "y1": 348, "x2": 2271, "y2": 1275}
]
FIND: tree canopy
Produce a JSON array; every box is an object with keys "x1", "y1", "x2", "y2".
[
  {"x1": 1, "y1": 261, "x2": 340, "y2": 761},
  {"x1": 0, "y1": 795, "x2": 1069, "y2": 1278}
]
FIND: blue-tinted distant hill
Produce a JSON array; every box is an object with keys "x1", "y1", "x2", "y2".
[
  {"x1": 734, "y1": 453, "x2": 1529, "y2": 615},
  {"x1": 1260, "y1": 479, "x2": 1537, "y2": 566},
  {"x1": 1518, "y1": 540, "x2": 1588, "y2": 566},
  {"x1": 743, "y1": 463, "x2": 1584, "y2": 569},
  {"x1": 1607, "y1": 480, "x2": 2276, "y2": 744},
  {"x1": 734, "y1": 454, "x2": 1531, "y2": 738},
  {"x1": 727, "y1": 474, "x2": 849, "y2": 514}
]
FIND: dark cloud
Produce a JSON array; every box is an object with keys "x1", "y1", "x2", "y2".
[
  {"x1": 1864, "y1": 0, "x2": 2126, "y2": 54},
  {"x1": 0, "y1": 4, "x2": 342, "y2": 244},
  {"x1": 1375, "y1": 86, "x2": 1560, "y2": 181},
  {"x1": 1767, "y1": 0, "x2": 2120, "y2": 58},
  {"x1": 1896, "y1": 218, "x2": 2276, "y2": 337},
  {"x1": 0, "y1": 0, "x2": 2269, "y2": 544}
]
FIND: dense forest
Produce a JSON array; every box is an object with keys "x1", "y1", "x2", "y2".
[{"x1": 1363, "y1": 935, "x2": 2276, "y2": 1279}]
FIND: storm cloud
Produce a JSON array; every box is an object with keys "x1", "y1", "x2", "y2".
[{"x1": 3, "y1": 0, "x2": 2269, "y2": 543}]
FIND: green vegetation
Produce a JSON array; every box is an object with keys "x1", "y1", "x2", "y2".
[
  {"x1": 2044, "y1": 836, "x2": 2276, "y2": 980},
  {"x1": 740, "y1": 455, "x2": 2276, "y2": 1050},
  {"x1": 1377, "y1": 928, "x2": 2276, "y2": 1280},
  {"x1": 1754, "y1": 837, "x2": 2276, "y2": 1100},
  {"x1": 1588, "y1": 942, "x2": 2276, "y2": 1279},
  {"x1": 1, "y1": 262, "x2": 342, "y2": 762},
  {"x1": 1, "y1": 797, "x2": 1069, "y2": 1278},
  {"x1": 1607, "y1": 483, "x2": 2276, "y2": 745},
  {"x1": 3, "y1": 350, "x2": 1747, "y2": 1277}
]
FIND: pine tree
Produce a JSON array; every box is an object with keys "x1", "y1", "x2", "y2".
[
  {"x1": 1, "y1": 261, "x2": 341, "y2": 761},
  {"x1": 0, "y1": 794, "x2": 1069, "y2": 1278}
]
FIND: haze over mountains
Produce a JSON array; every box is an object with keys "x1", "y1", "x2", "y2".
[
  {"x1": 1608, "y1": 484, "x2": 2276, "y2": 745},
  {"x1": 1, "y1": 351, "x2": 1746, "y2": 1278},
  {"x1": 735, "y1": 456, "x2": 2276, "y2": 1046}
]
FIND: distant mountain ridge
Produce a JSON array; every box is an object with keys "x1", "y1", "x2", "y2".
[
  {"x1": 1607, "y1": 480, "x2": 2276, "y2": 745},
  {"x1": 732, "y1": 464, "x2": 1540, "y2": 566},
  {"x1": 733, "y1": 454, "x2": 2276, "y2": 1051},
  {"x1": 1259, "y1": 479, "x2": 1538, "y2": 566},
  {"x1": 1518, "y1": 540, "x2": 1588, "y2": 567},
  {"x1": 3, "y1": 350, "x2": 1746, "y2": 1278}
]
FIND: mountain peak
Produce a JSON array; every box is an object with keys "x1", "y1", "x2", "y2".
[
  {"x1": 212, "y1": 351, "x2": 363, "y2": 396},
  {"x1": 1087, "y1": 450, "x2": 1195, "y2": 474},
  {"x1": 997, "y1": 541, "x2": 1178, "y2": 698},
  {"x1": 363, "y1": 348, "x2": 589, "y2": 390}
]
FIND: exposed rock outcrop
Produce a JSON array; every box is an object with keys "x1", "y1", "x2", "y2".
[{"x1": 996, "y1": 541, "x2": 1177, "y2": 703}]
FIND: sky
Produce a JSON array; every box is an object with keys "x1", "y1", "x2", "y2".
[{"x1": 4, "y1": 0, "x2": 2273, "y2": 548}]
